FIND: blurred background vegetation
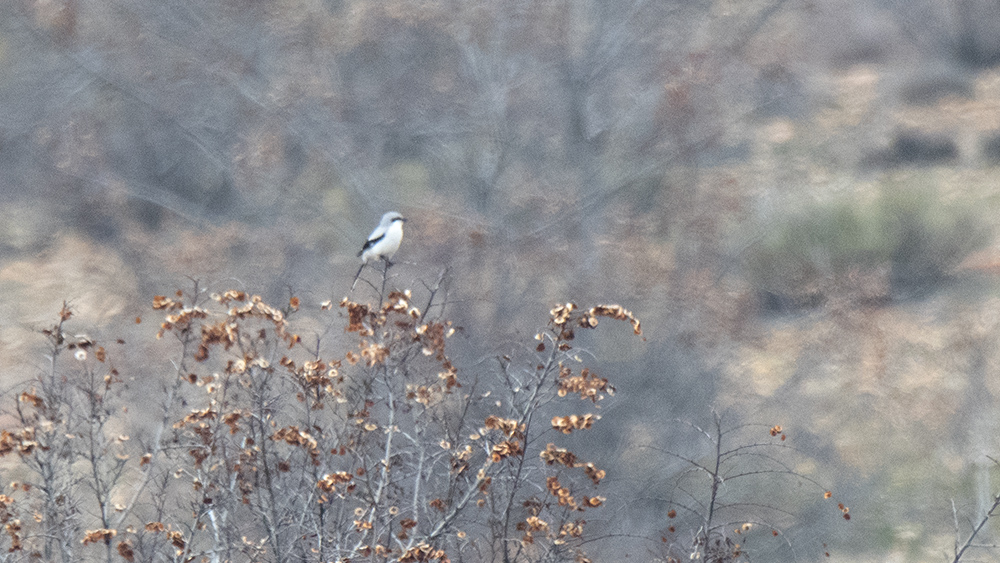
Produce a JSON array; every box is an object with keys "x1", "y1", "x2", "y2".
[{"x1": 3, "y1": 0, "x2": 1000, "y2": 560}]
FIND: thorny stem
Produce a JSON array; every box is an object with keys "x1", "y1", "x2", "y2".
[
  {"x1": 953, "y1": 494, "x2": 1000, "y2": 563},
  {"x1": 427, "y1": 332, "x2": 564, "y2": 554},
  {"x1": 302, "y1": 346, "x2": 330, "y2": 563},
  {"x1": 84, "y1": 375, "x2": 112, "y2": 525},
  {"x1": 379, "y1": 259, "x2": 391, "y2": 310},
  {"x1": 354, "y1": 365, "x2": 397, "y2": 553},
  {"x1": 111, "y1": 362, "x2": 186, "y2": 529},
  {"x1": 426, "y1": 461, "x2": 490, "y2": 542},
  {"x1": 30, "y1": 305, "x2": 74, "y2": 562},
  {"x1": 420, "y1": 268, "x2": 449, "y2": 323},
  {"x1": 952, "y1": 499, "x2": 960, "y2": 557},
  {"x1": 425, "y1": 342, "x2": 559, "y2": 544},
  {"x1": 500, "y1": 415, "x2": 532, "y2": 563},
  {"x1": 113, "y1": 300, "x2": 199, "y2": 531},
  {"x1": 411, "y1": 431, "x2": 425, "y2": 541},
  {"x1": 44, "y1": 325, "x2": 64, "y2": 562},
  {"x1": 700, "y1": 414, "x2": 725, "y2": 556},
  {"x1": 500, "y1": 335, "x2": 561, "y2": 563}
]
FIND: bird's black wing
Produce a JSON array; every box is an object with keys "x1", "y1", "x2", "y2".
[{"x1": 357, "y1": 233, "x2": 385, "y2": 257}]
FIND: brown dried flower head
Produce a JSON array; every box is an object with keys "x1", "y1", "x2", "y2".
[
  {"x1": 551, "y1": 414, "x2": 597, "y2": 434},
  {"x1": 558, "y1": 366, "x2": 614, "y2": 402},
  {"x1": 484, "y1": 416, "x2": 524, "y2": 439},
  {"x1": 540, "y1": 443, "x2": 578, "y2": 467},
  {"x1": 81, "y1": 528, "x2": 116, "y2": 546},
  {"x1": 316, "y1": 472, "x2": 354, "y2": 494}
]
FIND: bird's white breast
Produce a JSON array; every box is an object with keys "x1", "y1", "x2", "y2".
[{"x1": 362, "y1": 220, "x2": 404, "y2": 263}]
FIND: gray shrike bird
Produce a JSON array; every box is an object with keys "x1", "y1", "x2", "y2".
[{"x1": 352, "y1": 211, "x2": 406, "y2": 290}]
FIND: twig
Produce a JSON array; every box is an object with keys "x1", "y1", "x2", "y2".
[{"x1": 953, "y1": 494, "x2": 1000, "y2": 562}]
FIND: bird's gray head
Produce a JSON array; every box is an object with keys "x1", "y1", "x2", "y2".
[{"x1": 381, "y1": 211, "x2": 406, "y2": 226}]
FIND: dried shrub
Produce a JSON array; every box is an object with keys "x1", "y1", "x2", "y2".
[{"x1": 0, "y1": 282, "x2": 642, "y2": 563}]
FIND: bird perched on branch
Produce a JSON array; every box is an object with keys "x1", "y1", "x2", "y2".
[{"x1": 352, "y1": 211, "x2": 406, "y2": 290}]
